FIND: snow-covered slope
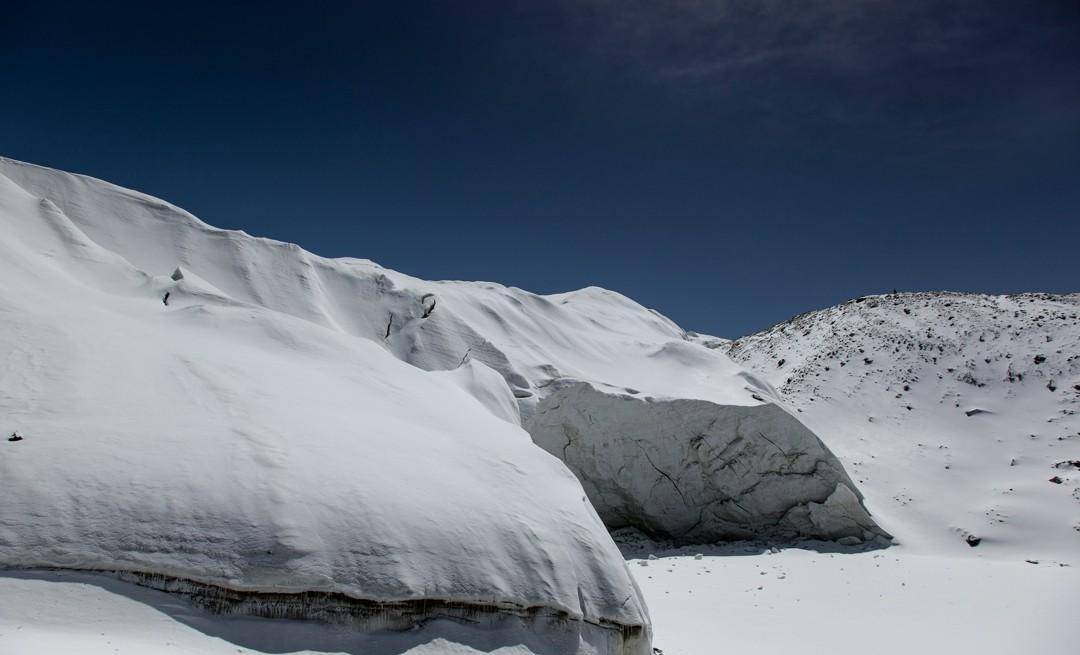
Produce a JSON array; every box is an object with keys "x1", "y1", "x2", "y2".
[
  {"x1": 0, "y1": 157, "x2": 720, "y2": 408},
  {"x1": 0, "y1": 161, "x2": 649, "y2": 654},
  {"x1": 728, "y1": 292, "x2": 1080, "y2": 560},
  {"x1": 0, "y1": 156, "x2": 884, "y2": 547},
  {"x1": 627, "y1": 544, "x2": 1078, "y2": 655}
]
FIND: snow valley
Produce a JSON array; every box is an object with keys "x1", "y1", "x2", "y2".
[{"x1": 1, "y1": 157, "x2": 1076, "y2": 655}]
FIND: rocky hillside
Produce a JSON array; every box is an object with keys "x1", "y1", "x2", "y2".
[
  {"x1": 727, "y1": 292, "x2": 1080, "y2": 559},
  {"x1": 729, "y1": 292, "x2": 1079, "y2": 409}
]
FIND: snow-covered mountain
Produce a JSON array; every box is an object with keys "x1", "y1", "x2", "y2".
[{"x1": 728, "y1": 292, "x2": 1080, "y2": 561}]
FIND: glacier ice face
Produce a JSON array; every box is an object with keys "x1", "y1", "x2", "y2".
[
  {"x1": 0, "y1": 158, "x2": 650, "y2": 654},
  {"x1": 527, "y1": 382, "x2": 887, "y2": 544},
  {"x1": 0, "y1": 157, "x2": 886, "y2": 550}
]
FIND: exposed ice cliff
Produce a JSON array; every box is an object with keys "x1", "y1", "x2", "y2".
[{"x1": 527, "y1": 382, "x2": 885, "y2": 544}]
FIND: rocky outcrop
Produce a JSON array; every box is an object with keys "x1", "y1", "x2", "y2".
[{"x1": 527, "y1": 382, "x2": 888, "y2": 544}]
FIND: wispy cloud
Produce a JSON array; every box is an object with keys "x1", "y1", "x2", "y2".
[
  {"x1": 542, "y1": 0, "x2": 1080, "y2": 138},
  {"x1": 567, "y1": 0, "x2": 1004, "y2": 79}
]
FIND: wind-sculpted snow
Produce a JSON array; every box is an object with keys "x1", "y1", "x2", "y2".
[
  {"x1": 728, "y1": 292, "x2": 1080, "y2": 559},
  {"x1": 0, "y1": 157, "x2": 689, "y2": 405},
  {"x1": 0, "y1": 156, "x2": 885, "y2": 552},
  {"x1": 0, "y1": 160, "x2": 649, "y2": 654},
  {"x1": 0, "y1": 156, "x2": 771, "y2": 412},
  {"x1": 527, "y1": 382, "x2": 887, "y2": 544}
]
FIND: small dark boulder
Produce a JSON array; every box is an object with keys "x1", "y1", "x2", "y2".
[
  {"x1": 965, "y1": 535, "x2": 981, "y2": 547},
  {"x1": 1048, "y1": 476, "x2": 1064, "y2": 484}
]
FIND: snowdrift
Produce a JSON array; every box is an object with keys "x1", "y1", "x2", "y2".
[{"x1": 0, "y1": 159, "x2": 649, "y2": 654}]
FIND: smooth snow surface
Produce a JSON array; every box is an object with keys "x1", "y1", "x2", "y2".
[
  {"x1": 0, "y1": 158, "x2": 649, "y2": 653},
  {"x1": 627, "y1": 546, "x2": 1078, "y2": 655}
]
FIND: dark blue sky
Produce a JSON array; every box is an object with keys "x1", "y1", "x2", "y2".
[{"x1": 3, "y1": 2, "x2": 1078, "y2": 336}]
